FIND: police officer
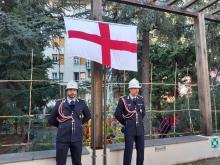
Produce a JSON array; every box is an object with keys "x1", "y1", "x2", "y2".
[
  {"x1": 48, "y1": 80, "x2": 91, "y2": 165},
  {"x1": 115, "y1": 78, "x2": 145, "y2": 165}
]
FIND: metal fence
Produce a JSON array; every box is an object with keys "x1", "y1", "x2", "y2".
[{"x1": 0, "y1": 64, "x2": 220, "y2": 154}]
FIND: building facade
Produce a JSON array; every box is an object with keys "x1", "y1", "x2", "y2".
[{"x1": 44, "y1": 35, "x2": 91, "y2": 85}]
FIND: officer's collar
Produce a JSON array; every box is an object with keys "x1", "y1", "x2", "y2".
[
  {"x1": 66, "y1": 97, "x2": 79, "y2": 104},
  {"x1": 128, "y1": 95, "x2": 138, "y2": 100},
  {"x1": 127, "y1": 95, "x2": 140, "y2": 100}
]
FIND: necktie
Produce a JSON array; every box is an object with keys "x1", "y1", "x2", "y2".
[
  {"x1": 70, "y1": 100, "x2": 75, "y2": 106},
  {"x1": 133, "y1": 98, "x2": 137, "y2": 105}
]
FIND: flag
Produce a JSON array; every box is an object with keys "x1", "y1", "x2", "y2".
[{"x1": 64, "y1": 17, "x2": 138, "y2": 71}]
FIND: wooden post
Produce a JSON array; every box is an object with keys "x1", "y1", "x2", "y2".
[
  {"x1": 140, "y1": 30, "x2": 151, "y2": 136},
  {"x1": 194, "y1": 13, "x2": 212, "y2": 136},
  {"x1": 91, "y1": 0, "x2": 103, "y2": 150}
]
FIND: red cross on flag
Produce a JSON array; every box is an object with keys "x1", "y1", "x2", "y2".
[{"x1": 64, "y1": 17, "x2": 138, "y2": 71}]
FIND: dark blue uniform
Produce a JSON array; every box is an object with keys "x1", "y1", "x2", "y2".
[
  {"x1": 48, "y1": 98, "x2": 91, "y2": 165},
  {"x1": 115, "y1": 95, "x2": 145, "y2": 165}
]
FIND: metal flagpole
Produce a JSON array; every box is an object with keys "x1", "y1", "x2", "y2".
[{"x1": 103, "y1": 67, "x2": 107, "y2": 165}]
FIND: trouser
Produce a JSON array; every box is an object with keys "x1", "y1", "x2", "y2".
[
  {"x1": 123, "y1": 135, "x2": 144, "y2": 165},
  {"x1": 56, "y1": 141, "x2": 82, "y2": 165}
]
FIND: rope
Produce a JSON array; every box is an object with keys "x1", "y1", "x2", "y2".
[
  {"x1": 121, "y1": 97, "x2": 137, "y2": 118},
  {"x1": 57, "y1": 99, "x2": 73, "y2": 123}
]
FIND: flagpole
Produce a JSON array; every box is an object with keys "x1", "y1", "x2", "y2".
[
  {"x1": 124, "y1": 70, "x2": 126, "y2": 95},
  {"x1": 91, "y1": 61, "x2": 96, "y2": 165},
  {"x1": 103, "y1": 66, "x2": 107, "y2": 165}
]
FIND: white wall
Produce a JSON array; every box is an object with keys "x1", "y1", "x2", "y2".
[{"x1": 2, "y1": 136, "x2": 220, "y2": 165}]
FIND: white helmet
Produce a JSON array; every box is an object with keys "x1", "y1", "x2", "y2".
[
  {"x1": 128, "y1": 78, "x2": 141, "y2": 89},
  {"x1": 66, "y1": 80, "x2": 78, "y2": 90}
]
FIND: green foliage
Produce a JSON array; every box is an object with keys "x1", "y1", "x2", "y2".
[
  {"x1": 150, "y1": 43, "x2": 196, "y2": 109},
  {"x1": 0, "y1": 0, "x2": 62, "y2": 116},
  {"x1": 207, "y1": 22, "x2": 220, "y2": 71}
]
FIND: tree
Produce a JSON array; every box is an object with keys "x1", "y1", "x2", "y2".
[
  {"x1": 104, "y1": 2, "x2": 195, "y2": 135},
  {"x1": 0, "y1": 0, "x2": 68, "y2": 142}
]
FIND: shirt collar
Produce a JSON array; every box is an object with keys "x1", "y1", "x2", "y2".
[
  {"x1": 67, "y1": 96, "x2": 76, "y2": 104},
  {"x1": 129, "y1": 95, "x2": 137, "y2": 100}
]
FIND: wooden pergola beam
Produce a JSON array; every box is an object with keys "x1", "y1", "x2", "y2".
[
  {"x1": 181, "y1": 0, "x2": 199, "y2": 9},
  {"x1": 167, "y1": 0, "x2": 179, "y2": 6},
  {"x1": 194, "y1": 13, "x2": 213, "y2": 136},
  {"x1": 196, "y1": 0, "x2": 219, "y2": 12},
  {"x1": 208, "y1": 7, "x2": 220, "y2": 15},
  {"x1": 206, "y1": 13, "x2": 220, "y2": 22},
  {"x1": 149, "y1": 0, "x2": 157, "y2": 3},
  {"x1": 108, "y1": 0, "x2": 197, "y2": 17},
  {"x1": 107, "y1": 0, "x2": 220, "y2": 22},
  {"x1": 91, "y1": 0, "x2": 103, "y2": 153}
]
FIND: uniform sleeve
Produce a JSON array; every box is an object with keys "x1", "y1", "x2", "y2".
[
  {"x1": 114, "y1": 98, "x2": 125, "y2": 125},
  {"x1": 82, "y1": 101, "x2": 91, "y2": 124},
  {"x1": 48, "y1": 101, "x2": 60, "y2": 127}
]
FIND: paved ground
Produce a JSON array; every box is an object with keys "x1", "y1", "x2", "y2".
[{"x1": 180, "y1": 157, "x2": 220, "y2": 165}]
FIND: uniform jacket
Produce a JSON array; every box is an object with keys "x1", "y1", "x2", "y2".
[
  {"x1": 48, "y1": 98, "x2": 91, "y2": 142},
  {"x1": 114, "y1": 95, "x2": 145, "y2": 136}
]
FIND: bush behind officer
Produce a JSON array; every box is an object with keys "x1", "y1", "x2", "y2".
[
  {"x1": 48, "y1": 80, "x2": 91, "y2": 165},
  {"x1": 115, "y1": 78, "x2": 145, "y2": 165}
]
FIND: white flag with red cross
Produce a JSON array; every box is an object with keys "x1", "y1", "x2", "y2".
[{"x1": 64, "y1": 17, "x2": 138, "y2": 71}]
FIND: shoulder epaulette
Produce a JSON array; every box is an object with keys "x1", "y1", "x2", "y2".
[
  {"x1": 77, "y1": 98, "x2": 83, "y2": 102},
  {"x1": 57, "y1": 98, "x2": 64, "y2": 101},
  {"x1": 138, "y1": 95, "x2": 143, "y2": 98}
]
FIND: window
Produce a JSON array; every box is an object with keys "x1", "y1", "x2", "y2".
[
  {"x1": 74, "y1": 57, "x2": 80, "y2": 65},
  {"x1": 59, "y1": 73, "x2": 64, "y2": 81},
  {"x1": 52, "y1": 54, "x2": 64, "y2": 64},
  {"x1": 80, "y1": 72, "x2": 86, "y2": 80},
  {"x1": 52, "y1": 72, "x2": 57, "y2": 80},
  {"x1": 86, "y1": 60, "x2": 91, "y2": 69},
  {"x1": 74, "y1": 72, "x2": 79, "y2": 81},
  {"x1": 87, "y1": 69, "x2": 91, "y2": 78},
  {"x1": 52, "y1": 54, "x2": 58, "y2": 62}
]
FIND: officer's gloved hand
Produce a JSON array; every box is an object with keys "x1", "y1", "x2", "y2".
[{"x1": 121, "y1": 126, "x2": 125, "y2": 133}]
